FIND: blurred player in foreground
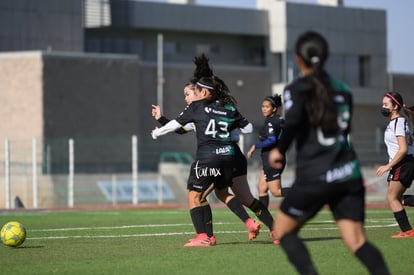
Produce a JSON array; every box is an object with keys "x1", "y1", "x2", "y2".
[{"x1": 269, "y1": 31, "x2": 390, "y2": 274}]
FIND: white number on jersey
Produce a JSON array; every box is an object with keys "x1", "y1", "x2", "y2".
[{"x1": 205, "y1": 119, "x2": 230, "y2": 139}]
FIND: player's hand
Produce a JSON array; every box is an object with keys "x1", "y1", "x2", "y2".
[
  {"x1": 151, "y1": 127, "x2": 159, "y2": 140},
  {"x1": 376, "y1": 164, "x2": 391, "y2": 176},
  {"x1": 151, "y1": 105, "x2": 162, "y2": 120},
  {"x1": 247, "y1": 145, "x2": 255, "y2": 159},
  {"x1": 268, "y1": 148, "x2": 284, "y2": 170}
]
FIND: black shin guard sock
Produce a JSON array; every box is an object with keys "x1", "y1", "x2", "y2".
[
  {"x1": 281, "y1": 187, "x2": 291, "y2": 197},
  {"x1": 280, "y1": 233, "x2": 318, "y2": 275},
  {"x1": 355, "y1": 242, "x2": 390, "y2": 275},
  {"x1": 394, "y1": 209, "x2": 412, "y2": 232},
  {"x1": 259, "y1": 195, "x2": 269, "y2": 208},
  {"x1": 201, "y1": 201, "x2": 213, "y2": 237},
  {"x1": 189, "y1": 207, "x2": 205, "y2": 234},
  {"x1": 248, "y1": 199, "x2": 274, "y2": 231},
  {"x1": 227, "y1": 197, "x2": 250, "y2": 222}
]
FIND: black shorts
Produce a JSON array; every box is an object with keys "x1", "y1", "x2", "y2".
[
  {"x1": 279, "y1": 179, "x2": 365, "y2": 223},
  {"x1": 187, "y1": 159, "x2": 233, "y2": 192},
  {"x1": 232, "y1": 145, "x2": 247, "y2": 178},
  {"x1": 387, "y1": 155, "x2": 414, "y2": 188},
  {"x1": 261, "y1": 151, "x2": 285, "y2": 182}
]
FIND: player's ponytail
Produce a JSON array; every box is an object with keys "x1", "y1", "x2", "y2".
[
  {"x1": 212, "y1": 76, "x2": 237, "y2": 106},
  {"x1": 295, "y1": 31, "x2": 338, "y2": 135},
  {"x1": 190, "y1": 53, "x2": 214, "y2": 84},
  {"x1": 197, "y1": 76, "x2": 237, "y2": 106}
]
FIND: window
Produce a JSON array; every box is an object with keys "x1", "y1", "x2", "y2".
[
  {"x1": 128, "y1": 39, "x2": 143, "y2": 55},
  {"x1": 248, "y1": 46, "x2": 265, "y2": 65},
  {"x1": 359, "y1": 56, "x2": 370, "y2": 87},
  {"x1": 326, "y1": 54, "x2": 344, "y2": 81},
  {"x1": 325, "y1": 54, "x2": 370, "y2": 87},
  {"x1": 112, "y1": 38, "x2": 127, "y2": 53},
  {"x1": 196, "y1": 44, "x2": 220, "y2": 55},
  {"x1": 85, "y1": 37, "x2": 101, "y2": 53},
  {"x1": 286, "y1": 53, "x2": 300, "y2": 82},
  {"x1": 85, "y1": 36, "x2": 144, "y2": 56},
  {"x1": 164, "y1": 41, "x2": 178, "y2": 55},
  {"x1": 344, "y1": 55, "x2": 358, "y2": 86}
]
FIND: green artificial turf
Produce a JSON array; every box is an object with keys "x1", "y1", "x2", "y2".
[{"x1": 0, "y1": 207, "x2": 412, "y2": 274}]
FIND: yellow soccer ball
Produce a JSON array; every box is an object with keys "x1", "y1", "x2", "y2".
[{"x1": 1, "y1": 221, "x2": 27, "y2": 247}]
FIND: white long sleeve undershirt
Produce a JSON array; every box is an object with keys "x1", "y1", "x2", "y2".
[
  {"x1": 151, "y1": 120, "x2": 182, "y2": 139},
  {"x1": 240, "y1": 122, "x2": 253, "y2": 134}
]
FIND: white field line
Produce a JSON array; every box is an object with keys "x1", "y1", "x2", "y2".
[
  {"x1": 31, "y1": 223, "x2": 194, "y2": 232},
  {"x1": 30, "y1": 217, "x2": 396, "y2": 232},
  {"x1": 27, "y1": 220, "x2": 398, "y2": 240}
]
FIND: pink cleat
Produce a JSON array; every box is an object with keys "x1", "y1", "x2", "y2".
[
  {"x1": 270, "y1": 231, "x2": 280, "y2": 245},
  {"x1": 184, "y1": 233, "x2": 211, "y2": 247},
  {"x1": 209, "y1": 236, "x2": 217, "y2": 245},
  {"x1": 245, "y1": 218, "x2": 260, "y2": 240},
  {"x1": 391, "y1": 229, "x2": 414, "y2": 239},
  {"x1": 188, "y1": 235, "x2": 216, "y2": 245}
]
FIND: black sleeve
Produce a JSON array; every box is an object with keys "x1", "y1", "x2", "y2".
[
  {"x1": 233, "y1": 109, "x2": 250, "y2": 129},
  {"x1": 157, "y1": 116, "x2": 170, "y2": 126},
  {"x1": 277, "y1": 84, "x2": 306, "y2": 155}
]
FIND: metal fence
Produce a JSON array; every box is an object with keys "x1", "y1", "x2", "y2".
[
  {"x1": 0, "y1": 134, "x2": 197, "y2": 209},
  {"x1": 0, "y1": 134, "x2": 402, "y2": 210},
  {"x1": 0, "y1": 134, "x2": 258, "y2": 209}
]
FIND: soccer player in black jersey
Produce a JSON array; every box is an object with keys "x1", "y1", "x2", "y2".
[
  {"x1": 247, "y1": 94, "x2": 287, "y2": 206},
  {"x1": 268, "y1": 31, "x2": 390, "y2": 274},
  {"x1": 152, "y1": 86, "x2": 277, "y2": 244},
  {"x1": 151, "y1": 54, "x2": 277, "y2": 245},
  {"x1": 152, "y1": 76, "x2": 260, "y2": 246}
]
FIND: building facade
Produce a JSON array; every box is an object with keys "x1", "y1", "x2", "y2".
[{"x1": 1, "y1": 0, "x2": 408, "y2": 172}]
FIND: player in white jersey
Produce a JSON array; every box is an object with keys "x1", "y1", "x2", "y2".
[{"x1": 376, "y1": 92, "x2": 414, "y2": 238}]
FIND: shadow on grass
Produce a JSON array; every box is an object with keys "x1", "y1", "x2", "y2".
[
  {"x1": 216, "y1": 240, "x2": 277, "y2": 246},
  {"x1": 220, "y1": 237, "x2": 341, "y2": 246},
  {"x1": 303, "y1": 236, "x2": 341, "y2": 242}
]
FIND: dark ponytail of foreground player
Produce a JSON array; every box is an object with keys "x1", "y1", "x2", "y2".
[{"x1": 295, "y1": 31, "x2": 338, "y2": 136}]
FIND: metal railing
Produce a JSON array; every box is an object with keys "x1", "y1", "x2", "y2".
[
  {"x1": 0, "y1": 134, "x2": 197, "y2": 209},
  {"x1": 0, "y1": 133, "x2": 393, "y2": 210}
]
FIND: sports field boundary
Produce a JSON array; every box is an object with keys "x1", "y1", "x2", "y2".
[{"x1": 0, "y1": 201, "x2": 393, "y2": 213}]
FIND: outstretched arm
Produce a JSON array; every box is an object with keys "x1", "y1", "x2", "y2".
[
  {"x1": 152, "y1": 104, "x2": 194, "y2": 134},
  {"x1": 151, "y1": 120, "x2": 182, "y2": 139}
]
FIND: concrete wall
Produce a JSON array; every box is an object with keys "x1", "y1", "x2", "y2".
[
  {"x1": 2, "y1": 50, "x2": 410, "y2": 174},
  {"x1": 283, "y1": 2, "x2": 387, "y2": 91},
  {"x1": 0, "y1": 51, "x2": 200, "y2": 172},
  {"x1": 1, "y1": 1, "x2": 411, "y2": 174},
  {"x1": 42, "y1": 52, "x2": 142, "y2": 138},
  {"x1": 110, "y1": 0, "x2": 268, "y2": 35},
  {"x1": 0, "y1": 52, "x2": 43, "y2": 146}
]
